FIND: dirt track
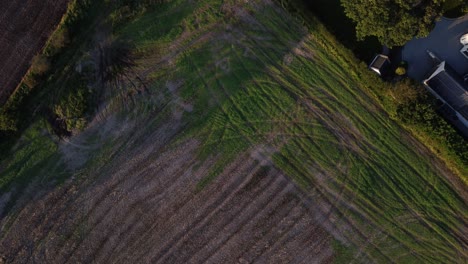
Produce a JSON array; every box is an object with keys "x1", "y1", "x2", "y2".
[{"x1": 0, "y1": 0, "x2": 69, "y2": 104}]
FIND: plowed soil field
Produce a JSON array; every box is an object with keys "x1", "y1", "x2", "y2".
[
  {"x1": 0, "y1": 135, "x2": 335, "y2": 263},
  {"x1": 0, "y1": 0, "x2": 69, "y2": 104}
]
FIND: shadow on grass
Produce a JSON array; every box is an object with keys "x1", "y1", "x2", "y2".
[
  {"x1": 443, "y1": 0, "x2": 466, "y2": 19},
  {"x1": 301, "y1": 0, "x2": 381, "y2": 61}
]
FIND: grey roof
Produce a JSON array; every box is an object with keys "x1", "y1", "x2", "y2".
[
  {"x1": 423, "y1": 61, "x2": 468, "y2": 120},
  {"x1": 369, "y1": 54, "x2": 390, "y2": 70}
]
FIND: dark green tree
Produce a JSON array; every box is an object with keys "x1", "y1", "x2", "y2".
[{"x1": 341, "y1": 0, "x2": 445, "y2": 47}]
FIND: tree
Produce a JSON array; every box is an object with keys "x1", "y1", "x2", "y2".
[{"x1": 341, "y1": 0, "x2": 445, "y2": 47}]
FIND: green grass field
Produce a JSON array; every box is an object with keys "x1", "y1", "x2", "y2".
[{"x1": 1, "y1": 0, "x2": 466, "y2": 262}]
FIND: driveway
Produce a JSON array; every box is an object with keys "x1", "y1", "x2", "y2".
[{"x1": 402, "y1": 14, "x2": 468, "y2": 81}]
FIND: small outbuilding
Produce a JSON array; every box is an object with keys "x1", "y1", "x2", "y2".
[{"x1": 369, "y1": 54, "x2": 391, "y2": 76}]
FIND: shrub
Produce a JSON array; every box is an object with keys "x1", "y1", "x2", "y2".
[
  {"x1": 395, "y1": 66, "x2": 406, "y2": 76},
  {"x1": 30, "y1": 55, "x2": 51, "y2": 76},
  {"x1": 0, "y1": 112, "x2": 16, "y2": 132},
  {"x1": 390, "y1": 78, "x2": 420, "y2": 104},
  {"x1": 23, "y1": 73, "x2": 38, "y2": 89},
  {"x1": 48, "y1": 28, "x2": 70, "y2": 51},
  {"x1": 392, "y1": 80, "x2": 468, "y2": 164},
  {"x1": 54, "y1": 86, "x2": 90, "y2": 132},
  {"x1": 23, "y1": 55, "x2": 51, "y2": 89},
  {"x1": 463, "y1": 4, "x2": 468, "y2": 15}
]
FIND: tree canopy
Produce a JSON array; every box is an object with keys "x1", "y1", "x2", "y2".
[{"x1": 341, "y1": 0, "x2": 445, "y2": 47}]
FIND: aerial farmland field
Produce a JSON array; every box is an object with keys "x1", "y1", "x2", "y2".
[
  {"x1": 0, "y1": 0, "x2": 69, "y2": 104},
  {"x1": 0, "y1": 0, "x2": 466, "y2": 263}
]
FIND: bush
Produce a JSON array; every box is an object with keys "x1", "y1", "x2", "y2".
[
  {"x1": 48, "y1": 28, "x2": 70, "y2": 51},
  {"x1": 463, "y1": 4, "x2": 468, "y2": 15},
  {"x1": 30, "y1": 55, "x2": 50, "y2": 76},
  {"x1": 23, "y1": 55, "x2": 51, "y2": 89},
  {"x1": 54, "y1": 86, "x2": 90, "y2": 132},
  {"x1": 23, "y1": 73, "x2": 38, "y2": 89},
  {"x1": 395, "y1": 66, "x2": 406, "y2": 76},
  {"x1": 392, "y1": 80, "x2": 468, "y2": 164},
  {"x1": 0, "y1": 112, "x2": 16, "y2": 132},
  {"x1": 390, "y1": 78, "x2": 420, "y2": 104}
]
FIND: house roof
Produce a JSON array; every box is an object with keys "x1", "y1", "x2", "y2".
[{"x1": 423, "y1": 61, "x2": 468, "y2": 120}]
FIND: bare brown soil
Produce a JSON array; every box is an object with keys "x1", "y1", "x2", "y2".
[
  {"x1": 0, "y1": 129, "x2": 335, "y2": 263},
  {"x1": 0, "y1": 0, "x2": 69, "y2": 105}
]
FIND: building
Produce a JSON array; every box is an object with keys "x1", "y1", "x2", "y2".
[
  {"x1": 423, "y1": 61, "x2": 468, "y2": 135},
  {"x1": 461, "y1": 45, "x2": 468, "y2": 59},
  {"x1": 369, "y1": 54, "x2": 391, "y2": 76}
]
